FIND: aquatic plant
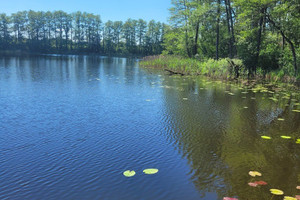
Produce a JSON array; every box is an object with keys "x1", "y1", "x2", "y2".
[
  {"x1": 283, "y1": 196, "x2": 297, "y2": 200},
  {"x1": 261, "y1": 136, "x2": 272, "y2": 140},
  {"x1": 270, "y1": 189, "x2": 284, "y2": 195},
  {"x1": 249, "y1": 171, "x2": 262, "y2": 177},
  {"x1": 281, "y1": 136, "x2": 292, "y2": 139},
  {"x1": 123, "y1": 170, "x2": 136, "y2": 177},
  {"x1": 143, "y1": 168, "x2": 159, "y2": 175},
  {"x1": 223, "y1": 197, "x2": 238, "y2": 200}
]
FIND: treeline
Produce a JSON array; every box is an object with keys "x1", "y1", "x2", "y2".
[
  {"x1": 0, "y1": 10, "x2": 166, "y2": 55},
  {"x1": 164, "y1": 0, "x2": 299, "y2": 76}
]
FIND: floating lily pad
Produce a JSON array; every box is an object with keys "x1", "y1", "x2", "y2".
[
  {"x1": 248, "y1": 182, "x2": 258, "y2": 187},
  {"x1": 249, "y1": 171, "x2": 262, "y2": 177},
  {"x1": 143, "y1": 168, "x2": 159, "y2": 175},
  {"x1": 261, "y1": 136, "x2": 271, "y2": 140},
  {"x1": 281, "y1": 136, "x2": 292, "y2": 139},
  {"x1": 270, "y1": 189, "x2": 284, "y2": 195},
  {"x1": 223, "y1": 197, "x2": 238, "y2": 200},
  {"x1": 123, "y1": 170, "x2": 136, "y2": 177},
  {"x1": 284, "y1": 196, "x2": 297, "y2": 200},
  {"x1": 254, "y1": 181, "x2": 267, "y2": 185}
]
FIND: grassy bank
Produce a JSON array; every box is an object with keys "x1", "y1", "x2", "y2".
[{"x1": 140, "y1": 55, "x2": 299, "y2": 86}]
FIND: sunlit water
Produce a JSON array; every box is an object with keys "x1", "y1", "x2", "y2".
[{"x1": 0, "y1": 55, "x2": 299, "y2": 200}]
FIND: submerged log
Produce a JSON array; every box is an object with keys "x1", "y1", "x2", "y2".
[{"x1": 164, "y1": 68, "x2": 185, "y2": 76}]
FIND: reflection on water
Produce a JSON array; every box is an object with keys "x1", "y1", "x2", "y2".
[{"x1": 0, "y1": 55, "x2": 299, "y2": 200}]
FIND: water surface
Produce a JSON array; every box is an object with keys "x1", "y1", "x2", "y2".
[{"x1": 0, "y1": 55, "x2": 300, "y2": 200}]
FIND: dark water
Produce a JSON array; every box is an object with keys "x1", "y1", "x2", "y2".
[{"x1": 0, "y1": 55, "x2": 300, "y2": 200}]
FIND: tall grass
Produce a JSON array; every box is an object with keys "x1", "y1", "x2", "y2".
[{"x1": 140, "y1": 55, "x2": 245, "y2": 79}]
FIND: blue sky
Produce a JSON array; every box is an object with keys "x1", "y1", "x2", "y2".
[{"x1": 1, "y1": 0, "x2": 171, "y2": 23}]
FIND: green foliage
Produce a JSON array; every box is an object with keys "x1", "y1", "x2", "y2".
[
  {"x1": 141, "y1": 55, "x2": 245, "y2": 78},
  {"x1": 0, "y1": 10, "x2": 165, "y2": 56},
  {"x1": 143, "y1": 168, "x2": 159, "y2": 175},
  {"x1": 164, "y1": 0, "x2": 299, "y2": 78}
]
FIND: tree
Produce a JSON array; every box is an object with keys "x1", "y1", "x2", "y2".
[{"x1": 0, "y1": 13, "x2": 10, "y2": 49}]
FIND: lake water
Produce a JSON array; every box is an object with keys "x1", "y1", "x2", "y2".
[{"x1": 0, "y1": 55, "x2": 300, "y2": 200}]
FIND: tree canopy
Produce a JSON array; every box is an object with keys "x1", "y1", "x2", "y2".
[
  {"x1": 0, "y1": 10, "x2": 166, "y2": 56},
  {"x1": 164, "y1": 0, "x2": 300, "y2": 76}
]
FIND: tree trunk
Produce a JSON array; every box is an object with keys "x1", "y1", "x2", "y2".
[
  {"x1": 227, "y1": 0, "x2": 236, "y2": 56},
  {"x1": 225, "y1": 0, "x2": 232, "y2": 58},
  {"x1": 183, "y1": 0, "x2": 192, "y2": 58},
  {"x1": 194, "y1": 21, "x2": 199, "y2": 56},
  {"x1": 216, "y1": 0, "x2": 221, "y2": 60},
  {"x1": 253, "y1": 7, "x2": 265, "y2": 75}
]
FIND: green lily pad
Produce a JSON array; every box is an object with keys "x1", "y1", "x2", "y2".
[
  {"x1": 261, "y1": 136, "x2": 271, "y2": 140},
  {"x1": 281, "y1": 136, "x2": 291, "y2": 139},
  {"x1": 123, "y1": 170, "x2": 136, "y2": 177},
  {"x1": 143, "y1": 168, "x2": 159, "y2": 175}
]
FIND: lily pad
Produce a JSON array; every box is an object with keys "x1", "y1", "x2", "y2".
[
  {"x1": 261, "y1": 136, "x2": 271, "y2": 140},
  {"x1": 254, "y1": 181, "x2": 267, "y2": 185},
  {"x1": 284, "y1": 196, "x2": 297, "y2": 200},
  {"x1": 249, "y1": 171, "x2": 262, "y2": 177},
  {"x1": 270, "y1": 189, "x2": 284, "y2": 195},
  {"x1": 143, "y1": 168, "x2": 159, "y2": 175},
  {"x1": 281, "y1": 136, "x2": 292, "y2": 139},
  {"x1": 248, "y1": 182, "x2": 258, "y2": 187},
  {"x1": 123, "y1": 170, "x2": 136, "y2": 177}
]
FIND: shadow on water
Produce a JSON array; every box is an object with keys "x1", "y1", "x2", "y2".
[{"x1": 160, "y1": 75, "x2": 300, "y2": 199}]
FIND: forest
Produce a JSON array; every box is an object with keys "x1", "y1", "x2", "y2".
[
  {"x1": 0, "y1": 10, "x2": 165, "y2": 55},
  {"x1": 144, "y1": 0, "x2": 300, "y2": 79}
]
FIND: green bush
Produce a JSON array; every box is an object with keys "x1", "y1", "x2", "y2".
[{"x1": 141, "y1": 55, "x2": 245, "y2": 78}]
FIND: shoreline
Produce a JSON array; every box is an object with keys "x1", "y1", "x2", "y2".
[{"x1": 140, "y1": 55, "x2": 300, "y2": 89}]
